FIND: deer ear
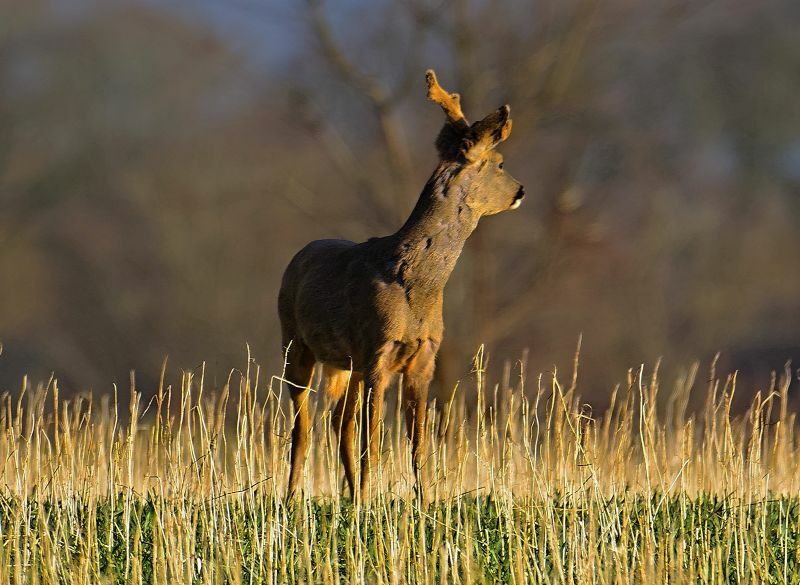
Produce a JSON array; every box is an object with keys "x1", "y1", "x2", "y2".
[{"x1": 461, "y1": 105, "x2": 512, "y2": 161}]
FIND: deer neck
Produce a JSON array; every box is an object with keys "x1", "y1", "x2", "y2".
[{"x1": 389, "y1": 162, "x2": 478, "y2": 296}]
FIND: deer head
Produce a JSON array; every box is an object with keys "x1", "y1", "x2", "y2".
[{"x1": 426, "y1": 69, "x2": 525, "y2": 216}]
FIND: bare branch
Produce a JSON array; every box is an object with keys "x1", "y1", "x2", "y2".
[
  {"x1": 293, "y1": 89, "x2": 398, "y2": 233},
  {"x1": 306, "y1": 0, "x2": 415, "y2": 220},
  {"x1": 483, "y1": 0, "x2": 603, "y2": 343},
  {"x1": 307, "y1": 0, "x2": 391, "y2": 109}
]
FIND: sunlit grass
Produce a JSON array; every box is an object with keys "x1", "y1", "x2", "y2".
[{"x1": 0, "y1": 348, "x2": 797, "y2": 583}]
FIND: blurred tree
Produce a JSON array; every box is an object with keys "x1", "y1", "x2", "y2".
[{"x1": 0, "y1": 0, "x2": 798, "y2": 408}]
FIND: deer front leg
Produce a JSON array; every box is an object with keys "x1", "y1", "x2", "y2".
[
  {"x1": 403, "y1": 377, "x2": 430, "y2": 495},
  {"x1": 403, "y1": 346, "x2": 435, "y2": 502},
  {"x1": 360, "y1": 366, "x2": 389, "y2": 502}
]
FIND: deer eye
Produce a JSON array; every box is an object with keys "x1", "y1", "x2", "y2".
[{"x1": 498, "y1": 162, "x2": 504, "y2": 170}]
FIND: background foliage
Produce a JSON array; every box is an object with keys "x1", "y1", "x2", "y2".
[{"x1": 1, "y1": 0, "x2": 799, "y2": 404}]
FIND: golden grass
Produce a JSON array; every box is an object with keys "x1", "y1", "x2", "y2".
[{"x1": 0, "y1": 347, "x2": 797, "y2": 583}]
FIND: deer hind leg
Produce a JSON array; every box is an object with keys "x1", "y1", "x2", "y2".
[
  {"x1": 360, "y1": 365, "x2": 390, "y2": 501},
  {"x1": 285, "y1": 341, "x2": 316, "y2": 499},
  {"x1": 330, "y1": 370, "x2": 362, "y2": 499}
]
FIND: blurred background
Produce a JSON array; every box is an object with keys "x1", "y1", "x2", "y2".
[{"x1": 1, "y1": 0, "x2": 799, "y2": 407}]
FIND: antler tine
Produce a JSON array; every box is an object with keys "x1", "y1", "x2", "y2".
[{"x1": 425, "y1": 69, "x2": 468, "y2": 126}]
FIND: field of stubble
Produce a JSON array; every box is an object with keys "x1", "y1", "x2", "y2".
[{"x1": 0, "y1": 349, "x2": 798, "y2": 584}]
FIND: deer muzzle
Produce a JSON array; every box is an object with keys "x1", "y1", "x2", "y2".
[{"x1": 510, "y1": 186, "x2": 525, "y2": 209}]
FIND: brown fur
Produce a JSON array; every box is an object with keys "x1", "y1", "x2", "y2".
[{"x1": 279, "y1": 70, "x2": 525, "y2": 501}]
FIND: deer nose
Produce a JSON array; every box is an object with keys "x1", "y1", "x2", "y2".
[{"x1": 511, "y1": 186, "x2": 525, "y2": 208}]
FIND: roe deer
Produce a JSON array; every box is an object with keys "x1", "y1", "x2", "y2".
[{"x1": 279, "y1": 70, "x2": 524, "y2": 501}]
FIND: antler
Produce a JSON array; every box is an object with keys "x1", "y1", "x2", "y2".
[{"x1": 426, "y1": 69, "x2": 468, "y2": 127}]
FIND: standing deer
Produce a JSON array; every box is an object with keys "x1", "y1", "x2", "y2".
[{"x1": 279, "y1": 70, "x2": 524, "y2": 500}]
